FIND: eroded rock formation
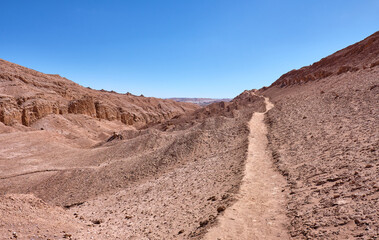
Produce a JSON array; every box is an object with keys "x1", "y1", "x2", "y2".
[{"x1": 0, "y1": 59, "x2": 199, "y2": 127}]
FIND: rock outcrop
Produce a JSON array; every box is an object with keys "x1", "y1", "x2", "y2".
[{"x1": 0, "y1": 59, "x2": 199, "y2": 127}]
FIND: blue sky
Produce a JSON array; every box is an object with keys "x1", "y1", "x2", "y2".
[{"x1": 1, "y1": 1, "x2": 379, "y2": 98}]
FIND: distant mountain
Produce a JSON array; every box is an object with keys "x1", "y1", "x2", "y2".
[{"x1": 169, "y1": 98, "x2": 232, "y2": 106}]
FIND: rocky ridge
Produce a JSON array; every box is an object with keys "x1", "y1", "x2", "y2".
[
  {"x1": 0, "y1": 58, "x2": 199, "y2": 128},
  {"x1": 271, "y1": 31, "x2": 379, "y2": 87}
]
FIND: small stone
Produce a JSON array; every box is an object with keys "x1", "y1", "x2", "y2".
[
  {"x1": 91, "y1": 219, "x2": 102, "y2": 225},
  {"x1": 217, "y1": 206, "x2": 226, "y2": 213},
  {"x1": 199, "y1": 220, "x2": 209, "y2": 227},
  {"x1": 207, "y1": 196, "x2": 217, "y2": 201},
  {"x1": 63, "y1": 233, "x2": 72, "y2": 239}
]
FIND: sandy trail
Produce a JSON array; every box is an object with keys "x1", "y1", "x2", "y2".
[{"x1": 204, "y1": 96, "x2": 289, "y2": 240}]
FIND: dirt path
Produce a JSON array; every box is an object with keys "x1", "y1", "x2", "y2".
[{"x1": 204, "y1": 96, "x2": 289, "y2": 240}]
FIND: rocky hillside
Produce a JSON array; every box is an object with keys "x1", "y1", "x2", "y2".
[
  {"x1": 0, "y1": 84, "x2": 266, "y2": 240},
  {"x1": 262, "y1": 31, "x2": 379, "y2": 239},
  {"x1": 271, "y1": 31, "x2": 379, "y2": 87},
  {"x1": 0, "y1": 58, "x2": 269, "y2": 239},
  {"x1": 152, "y1": 90, "x2": 266, "y2": 131},
  {"x1": 0, "y1": 59, "x2": 199, "y2": 128}
]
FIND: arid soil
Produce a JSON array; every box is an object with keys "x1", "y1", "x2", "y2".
[
  {"x1": 0, "y1": 104, "x2": 265, "y2": 239},
  {"x1": 67, "y1": 107, "x2": 266, "y2": 240},
  {"x1": 261, "y1": 31, "x2": 379, "y2": 239},
  {"x1": 0, "y1": 60, "x2": 266, "y2": 239},
  {"x1": 263, "y1": 62, "x2": 379, "y2": 239},
  {"x1": 0, "y1": 194, "x2": 83, "y2": 239},
  {"x1": 204, "y1": 96, "x2": 289, "y2": 240}
]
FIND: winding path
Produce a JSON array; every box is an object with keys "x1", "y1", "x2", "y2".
[{"x1": 204, "y1": 96, "x2": 289, "y2": 240}]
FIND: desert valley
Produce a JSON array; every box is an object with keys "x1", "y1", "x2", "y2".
[{"x1": 0, "y1": 30, "x2": 378, "y2": 240}]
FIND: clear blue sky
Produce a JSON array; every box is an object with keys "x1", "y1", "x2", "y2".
[{"x1": 1, "y1": 1, "x2": 378, "y2": 98}]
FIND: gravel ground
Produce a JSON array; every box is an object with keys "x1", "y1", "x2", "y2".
[
  {"x1": 263, "y1": 68, "x2": 379, "y2": 239},
  {"x1": 0, "y1": 93, "x2": 266, "y2": 239}
]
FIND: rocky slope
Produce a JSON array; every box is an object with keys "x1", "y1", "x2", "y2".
[
  {"x1": 271, "y1": 31, "x2": 379, "y2": 87},
  {"x1": 154, "y1": 91, "x2": 265, "y2": 131},
  {"x1": 0, "y1": 98, "x2": 266, "y2": 240},
  {"x1": 0, "y1": 58, "x2": 199, "y2": 128},
  {"x1": 0, "y1": 59, "x2": 267, "y2": 239},
  {"x1": 262, "y1": 31, "x2": 379, "y2": 239},
  {"x1": 0, "y1": 194, "x2": 83, "y2": 239}
]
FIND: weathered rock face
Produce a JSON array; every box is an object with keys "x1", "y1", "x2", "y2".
[
  {"x1": 68, "y1": 97, "x2": 97, "y2": 117},
  {"x1": 271, "y1": 31, "x2": 379, "y2": 87},
  {"x1": 0, "y1": 59, "x2": 199, "y2": 127},
  {"x1": 0, "y1": 96, "x2": 22, "y2": 125},
  {"x1": 22, "y1": 100, "x2": 59, "y2": 126}
]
